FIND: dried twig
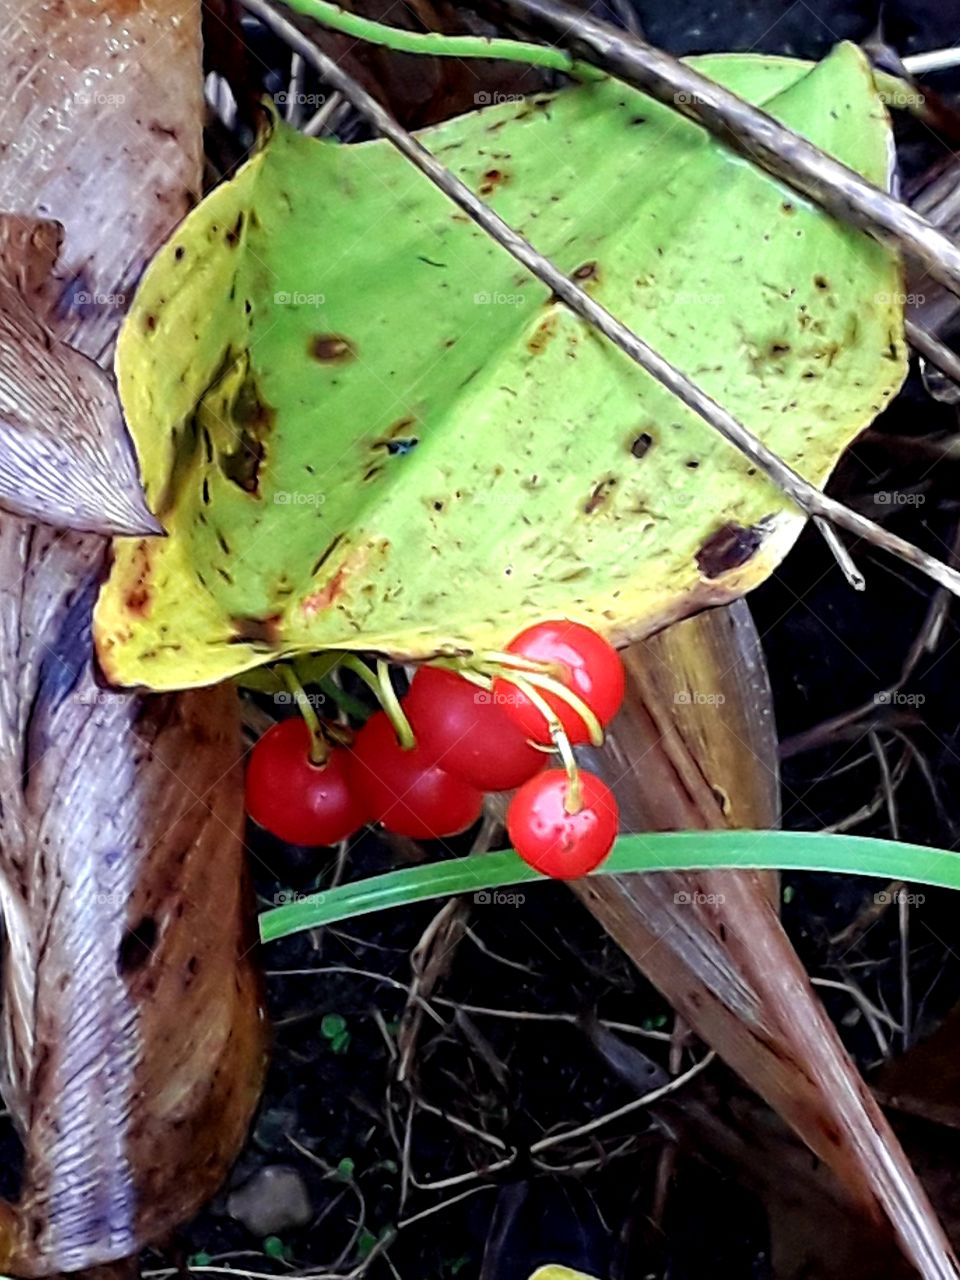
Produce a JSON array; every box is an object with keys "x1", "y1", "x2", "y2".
[
  {"x1": 781, "y1": 521, "x2": 960, "y2": 758},
  {"x1": 811, "y1": 976, "x2": 897, "y2": 1058},
  {"x1": 814, "y1": 518, "x2": 865, "y2": 590},
  {"x1": 905, "y1": 318, "x2": 960, "y2": 386},
  {"x1": 266, "y1": 964, "x2": 673, "y2": 1040},
  {"x1": 868, "y1": 729, "x2": 912, "y2": 1049},
  {"x1": 903, "y1": 48, "x2": 960, "y2": 75},
  {"x1": 528, "y1": 1050, "x2": 715, "y2": 1153}
]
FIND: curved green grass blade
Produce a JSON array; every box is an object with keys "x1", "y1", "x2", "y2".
[{"x1": 259, "y1": 829, "x2": 960, "y2": 943}]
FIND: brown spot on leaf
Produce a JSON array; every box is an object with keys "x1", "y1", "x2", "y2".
[
  {"x1": 301, "y1": 542, "x2": 372, "y2": 618},
  {"x1": 584, "y1": 476, "x2": 617, "y2": 514},
  {"x1": 225, "y1": 212, "x2": 244, "y2": 246},
  {"x1": 230, "y1": 614, "x2": 282, "y2": 646},
  {"x1": 219, "y1": 368, "x2": 277, "y2": 494},
  {"x1": 309, "y1": 334, "x2": 357, "y2": 362},
  {"x1": 573, "y1": 260, "x2": 599, "y2": 283},
  {"x1": 124, "y1": 542, "x2": 153, "y2": 616},
  {"x1": 311, "y1": 533, "x2": 345, "y2": 577},
  {"x1": 527, "y1": 314, "x2": 559, "y2": 355},
  {"x1": 696, "y1": 522, "x2": 764, "y2": 578},
  {"x1": 219, "y1": 436, "x2": 263, "y2": 492},
  {"x1": 125, "y1": 585, "x2": 151, "y2": 616},
  {"x1": 235, "y1": 373, "x2": 276, "y2": 437},
  {"x1": 478, "y1": 168, "x2": 508, "y2": 196},
  {"x1": 372, "y1": 416, "x2": 419, "y2": 454},
  {"x1": 631, "y1": 432, "x2": 654, "y2": 458},
  {"x1": 301, "y1": 567, "x2": 348, "y2": 617}
]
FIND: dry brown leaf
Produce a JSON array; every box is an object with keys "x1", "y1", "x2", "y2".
[
  {"x1": 0, "y1": 549, "x2": 265, "y2": 1271},
  {"x1": 0, "y1": 0, "x2": 202, "y2": 360},
  {"x1": 0, "y1": 1, "x2": 266, "y2": 1273},
  {"x1": 0, "y1": 217, "x2": 159, "y2": 536}
]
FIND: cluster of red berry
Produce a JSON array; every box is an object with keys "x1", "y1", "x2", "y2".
[{"x1": 245, "y1": 621, "x2": 625, "y2": 878}]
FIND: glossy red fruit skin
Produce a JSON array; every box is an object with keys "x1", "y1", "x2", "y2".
[
  {"x1": 405, "y1": 667, "x2": 546, "y2": 791},
  {"x1": 246, "y1": 718, "x2": 365, "y2": 846},
  {"x1": 492, "y1": 620, "x2": 625, "y2": 745},
  {"x1": 507, "y1": 769, "x2": 619, "y2": 879},
  {"x1": 349, "y1": 711, "x2": 483, "y2": 840}
]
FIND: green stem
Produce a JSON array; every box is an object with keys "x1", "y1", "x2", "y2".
[
  {"x1": 478, "y1": 649, "x2": 557, "y2": 673},
  {"x1": 273, "y1": 0, "x2": 603, "y2": 80},
  {"x1": 337, "y1": 654, "x2": 415, "y2": 748},
  {"x1": 509, "y1": 668, "x2": 605, "y2": 747},
  {"x1": 425, "y1": 658, "x2": 492, "y2": 690},
  {"x1": 336, "y1": 653, "x2": 382, "y2": 699},
  {"x1": 507, "y1": 672, "x2": 581, "y2": 809},
  {"x1": 259, "y1": 829, "x2": 960, "y2": 943},
  {"x1": 317, "y1": 672, "x2": 370, "y2": 721},
  {"x1": 280, "y1": 666, "x2": 327, "y2": 764},
  {"x1": 376, "y1": 658, "x2": 415, "y2": 749}
]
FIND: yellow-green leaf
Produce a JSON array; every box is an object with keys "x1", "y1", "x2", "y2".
[{"x1": 95, "y1": 44, "x2": 904, "y2": 691}]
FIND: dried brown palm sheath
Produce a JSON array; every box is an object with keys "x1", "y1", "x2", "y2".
[
  {"x1": 577, "y1": 613, "x2": 959, "y2": 1280},
  {"x1": 0, "y1": 0, "x2": 268, "y2": 1273}
]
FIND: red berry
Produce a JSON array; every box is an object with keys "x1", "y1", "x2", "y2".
[
  {"x1": 349, "y1": 711, "x2": 483, "y2": 840},
  {"x1": 493, "y1": 620, "x2": 625, "y2": 745},
  {"x1": 246, "y1": 718, "x2": 365, "y2": 846},
  {"x1": 404, "y1": 666, "x2": 546, "y2": 791},
  {"x1": 507, "y1": 769, "x2": 619, "y2": 879}
]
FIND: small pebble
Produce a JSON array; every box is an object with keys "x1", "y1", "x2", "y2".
[{"x1": 227, "y1": 1165, "x2": 313, "y2": 1236}]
